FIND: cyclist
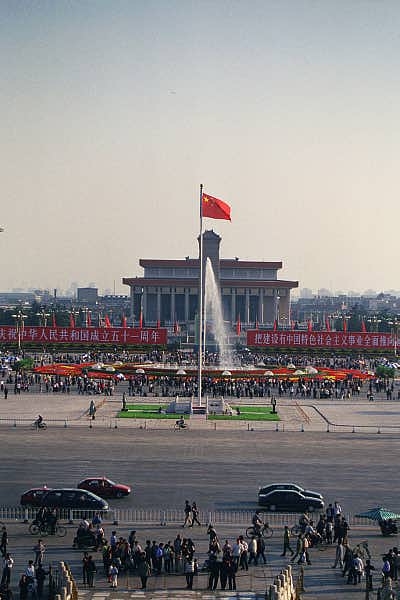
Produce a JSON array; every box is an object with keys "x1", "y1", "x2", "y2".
[
  {"x1": 252, "y1": 510, "x2": 264, "y2": 536},
  {"x1": 35, "y1": 415, "x2": 45, "y2": 429},
  {"x1": 175, "y1": 416, "x2": 186, "y2": 429}
]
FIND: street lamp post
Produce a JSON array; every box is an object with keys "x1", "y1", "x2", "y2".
[
  {"x1": 12, "y1": 310, "x2": 27, "y2": 355},
  {"x1": 275, "y1": 293, "x2": 280, "y2": 326},
  {"x1": 388, "y1": 319, "x2": 400, "y2": 356},
  {"x1": 36, "y1": 309, "x2": 50, "y2": 327}
]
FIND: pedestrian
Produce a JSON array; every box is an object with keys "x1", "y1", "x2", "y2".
[
  {"x1": 291, "y1": 534, "x2": 303, "y2": 563},
  {"x1": 365, "y1": 559, "x2": 375, "y2": 591},
  {"x1": 226, "y1": 555, "x2": 237, "y2": 591},
  {"x1": 238, "y1": 536, "x2": 248, "y2": 571},
  {"x1": 0, "y1": 528, "x2": 8, "y2": 558},
  {"x1": 18, "y1": 574, "x2": 28, "y2": 600},
  {"x1": 248, "y1": 537, "x2": 258, "y2": 566},
  {"x1": 82, "y1": 552, "x2": 89, "y2": 585},
  {"x1": 207, "y1": 552, "x2": 219, "y2": 591},
  {"x1": 184, "y1": 554, "x2": 195, "y2": 590},
  {"x1": 108, "y1": 564, "x2": 118, "y2": 589},
  {"x1": 183, "y1": 501, "x2": 192, "y2": 527},
  {"x1": 86, "y1": 556, "x2": 96, "y2": 588},
  {"x1": 173, "y1": 534, "x2": 182, "y2": 573},
  {"x1": 207, "y1": 524, "x2": 218, "y2": 543},
  {"x1": 331, "y1": 541, "x2": 344, "y2": 569},
  {"x1": 256, "y1": 536, "x2": 267, "y2": 565},
  {"x1": 163, "y1": 542, "x2": 173, "y2": 574},
  {"x1": 1, "y1": 554, "x2": 14, "y2": 587},
  {"x1": 33, "y1": 541, "x2": 45, "y2": 567},
  {"x1": 232, "y1": 538, "x2": 242, "y2": 571},
  {"x1": 24, "y1": 562, "x2": 34, "y2": 580},
  {"x1": 281, "y1": 525, "x2": 294, "y2": 557},
  {"x1": 190, "y1": 502, "x2": 201, "y2": 527},
  {"x1": 137, "y1": 552, "x2": 151, "y2": 590},
  {"x1": 35, "y1": 565, "x2": 47, "y2": 598},
  {"x1": 353, "y1": 555, "x2": 364, "y2": 584}
]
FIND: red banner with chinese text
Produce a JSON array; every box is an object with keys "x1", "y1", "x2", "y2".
[
  {"x1": 247, "y1": 330, "x2": 396, "y2": 350},
  {"x1": 0, "y1": 326, "x2": 167, "y2": 346}
]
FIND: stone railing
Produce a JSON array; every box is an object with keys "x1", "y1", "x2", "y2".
[
  {"x1": 53, "y1": 562, "x2": 77, "y2": 600},
  {"x1": 266, "y1": 564, "x2": 297, "y2": 600}
]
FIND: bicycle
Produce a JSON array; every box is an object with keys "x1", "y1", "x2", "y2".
[
  {"x1": 29, "y1": 521, "x2": 67, "y2": 537},
  {"x1": 291, "y1": 523, "x2": 303, "y2": 536},
  {"x1": 174, "y1": 422, "x2": 188, "y2": 431},
  {"x1": 31, "y1": 420, "x2": 47, "y2": 430},
  {"x1": 246, "y1": 523, "x2": 273, "y2": 539}
]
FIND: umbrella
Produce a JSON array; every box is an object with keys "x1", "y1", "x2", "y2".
[
  {"x1": 263, "y1": 370, "x2": 274, "y2": 376},
  {"x1": 221, "y1": 370, "x2": 232, "y2": 377},
  {"x1": 135, "y1": 368, "x2": 145, "y2": 374},
  {"x1": 176, "y1": 369, "x2": 187, "y2": 376},
  {"x1": 305, "y1": 366, "x2": 318, "y2": 375},
  {"x1": 355, "y1": 507, "x2": 400, "y2": 521}
]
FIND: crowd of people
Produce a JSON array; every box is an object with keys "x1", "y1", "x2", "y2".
[{"x1": 0, "y1": 500, "x2": 399, "y2": 597}]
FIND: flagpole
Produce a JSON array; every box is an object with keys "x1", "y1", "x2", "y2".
[{"x1": 198, "y1": 184, "x2": 203, "y2": 406}]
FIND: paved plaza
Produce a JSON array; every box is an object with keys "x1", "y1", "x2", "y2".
[{"x1": 0, "y1": 387, "x2": 400, "y2": 598}]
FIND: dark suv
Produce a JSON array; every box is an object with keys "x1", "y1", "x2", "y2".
[{"x1": 40, "y1": 488, "x2": 108, "y2": 511}]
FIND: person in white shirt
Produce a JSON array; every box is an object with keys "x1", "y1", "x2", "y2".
[
  {"x1": 232, "y1": 539, "x2": 243, "y2": 571},
  {"x1": 25, "y1": 560, "x2": 35, "y2": 579}
]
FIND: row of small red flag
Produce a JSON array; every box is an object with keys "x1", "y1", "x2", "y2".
[{"x1": 236, "y1": 317, "x2": 368, "y2": 333}]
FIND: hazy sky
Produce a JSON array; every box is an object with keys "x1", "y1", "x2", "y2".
[{"x1": 2, "y1": 1, "x2": 400, "y2": 296}]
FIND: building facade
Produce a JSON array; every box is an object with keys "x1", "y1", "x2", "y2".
[{"x1": 123, "y1": 231, "x2": 298, "y2": 330}]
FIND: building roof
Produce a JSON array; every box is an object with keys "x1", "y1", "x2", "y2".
[
  {"x1": 139, "y1": 259, "x2": 283, "y2": 269},
  {"x1": 123, "y1": 277, "x2": 298, "y2": 289}
]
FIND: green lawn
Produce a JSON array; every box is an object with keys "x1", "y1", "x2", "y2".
[
  {"x1": 207, "y1": 406, "x2": 280, "y2": 421},
  {"x1": 117, "y1": 403, "x2": 279, "y2": 422},
  {"x1": 117, "y1": 404, "x2": 189, "y2": 419}
]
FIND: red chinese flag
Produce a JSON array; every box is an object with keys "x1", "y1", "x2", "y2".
[
  {"x1": 104, "y1": 315, "x2": 111, "y2": 328},
  {"x1": 87, "y1": 312, "x2": 92, "y2": 327},
  {"x1": 202, "y1": 193, "x2": 231, "y2": 221},
  {"x1": 343, "y1": 318, "x2": 348, "y2": 333},
  {"x1": 69, "y1": 314, "x2": 75, "y2": 328},
  {"x1": 139, "y1": 310, "x2": 143, "y2": 329},
  {"x1": 122, "y1": 315, "x2": 127, "y2": 328},
  {"x1": 156, "y1": 319, "x2": 160, "y2": 328},
  {"x1": 361, "y1": 320, "x2": 367, "y2": 333},
  {"x1": 273, "y1": 319, "x2": 277, "y2": 331},
  {"x1": 236, "y1": 315, "x2": 241, "y2": 335},
  {"x1": 255, "y1": 319, "x2": 259, "y2": 330},
  {"x1": 52, "y1": 313, "x2": 57, "y2": 328},
  {"x1": 325, "y1": 317, "x2": 331, "y2": 332},
  {"x1": 307, "y1": 320, "x2": 313, "y2": 333}
]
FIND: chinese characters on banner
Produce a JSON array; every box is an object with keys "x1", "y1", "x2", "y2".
[
  {"x1": 247, "y1": 330, "x2": 395, "y2": 350},
  {"x1": 0, "y1": 326, "x2": 167, "y2": 346}
]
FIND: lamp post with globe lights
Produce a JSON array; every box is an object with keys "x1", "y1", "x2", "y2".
[{"x1": 12, "y1": 310, "x2": 27, "y2": 355}]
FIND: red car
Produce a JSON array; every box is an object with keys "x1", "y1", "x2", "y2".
[
  {"x1": 20, "y1": 486, "x2": 52, "y2": 507},
  {"x1": 77, "y1": 477, "x2": 131, "y2": 499}
]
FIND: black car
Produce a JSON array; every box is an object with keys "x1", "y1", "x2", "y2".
[
  {"x1": 258, "y1": 482, "x2": 323, "y2": 503},
  {"x1": 40, "y1": 488, "x2": 109, "y2": 511},
  {"x1": 257, "y1": 489, "x2": 324, "y2": 512}
]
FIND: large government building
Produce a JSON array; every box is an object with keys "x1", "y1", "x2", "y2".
[{"x1": 123, "y1": 231, "x2": 298, "y2": 331}]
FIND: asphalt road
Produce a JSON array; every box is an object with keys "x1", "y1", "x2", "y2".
[{"x1": 1, "y1": 426, "x2": 399, "y2": 515}]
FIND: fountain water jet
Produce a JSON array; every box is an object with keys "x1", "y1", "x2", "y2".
[{"x1": 204, "y1": 258, "x2": 234, "y2": 367}]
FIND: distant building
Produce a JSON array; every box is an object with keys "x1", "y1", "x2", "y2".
[
  {"x1": 123, "y1": 230, "x2": 298, "y2": 328},
  {"x1": 77, "y1": 287, "x2": 98, "y2": 303}
]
